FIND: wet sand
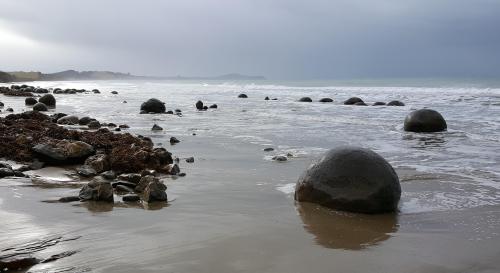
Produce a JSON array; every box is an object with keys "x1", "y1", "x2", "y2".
[{"x1": 1, "y1": 136, "x2": 500, "y2": 273}]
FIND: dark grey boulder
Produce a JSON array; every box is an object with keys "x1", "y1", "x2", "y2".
[
  {"x1": 152, "y1": 124, "x2": 163, "y2": 131},
  {"x1": 319, "y1": 98, "x2": 333, "y2": 103},
  {"x1": 344, "y1": 97, "x2": 364, "y2": 105},
  {"x1": 79, "y1": 181, "x2": 114, "y2": 202},
  {"x1": 387, "y1": 100, "x2": 405, "y2": 106},
  {"x1": 185, "y1": 157, "x2": 194, "y2": 163},
  {"x1": 354, "y1": 101, "x2": 367, "y2": 106},
  {"x1": 0, "y1": 167, "x2": 15, "y2": 178},
  {"x1": 77, "y1": 165, "x2": 97, "y2": 177},
  {"x1": 372, "y1": 102, "x2": 386, "y2": 106},
  {"x1": 272, "y1": 155, "x2": 288, "y2": 162},
  {"x1": 57, "y1": 115, "x2": 79, "y2": 125},
  {"x1": 238, "y1": 94, "x2": 248, "y2": 98},
  {"x1": 85, "y1": 154, "x2": 110, "y2": 173},
  {"x1": 143, "y1": 180, "x2": 168, "y2": 202},
  {"x1": 111, "y1": 91, "x2": 118, "y2": 94},
  {"x1": 209, "y1": 104, "x2": 218, "y2": 109},
  {"x1": 33, "y1": 140, "x2": 95, "y2": 164},
  {"x1": 404, "y1": 109, "x2": 447, "y2": 132},
  {"x1": 295, "y1": 146, "x2": 401, "y2": 214},
  {"x1": 263, "y1": 147, "x2": 274, "y2": 152},
  {"x1": 196, "y1": 100, "x2": 204, "y2": 110},
  {"x1": 88, "y1": 120, "x2": 101, "y2": 129},
  {"x1": 25, "y1": 97, "x2": 38, "y2": 105},
  {"x1": 33, "y1": 103, "x2": 48, "y2": 112},
  {"x1": 140, "y1": 98, "x2": 166, "y2": 113},
  {"x1": 39, "y1": 94, "x2": 56, "y2": 107},
  {"x1": 101, "y1": 170, "x2": 116, "y2": 180},
  {"x1": 6, "y1": 108, "x2": 13, "y2": 112},
  {"x1": 170, "y1": 137, "x2": 180, "y2": 144},
  {"x1": 78, "y1": 116, "x2": 92, "y2": 125},
  {"x1": 122, "y1": 194, "x2": 140, "y2": 202},
  {"x1": 299, "y1": 97, "x2": 312, "y2": 102},
  {"x1": 265, "y1": 96, "x2": 270, "y2": 100}
]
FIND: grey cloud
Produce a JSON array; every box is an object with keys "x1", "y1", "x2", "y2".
[{"x1": 0, "y1": 0, "x2": 499, "y2": 79}]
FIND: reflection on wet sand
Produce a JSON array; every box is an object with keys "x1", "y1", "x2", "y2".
[
  {"x1": 74, "y1": 199, "x2": 170, "y2": 212},
  {"x1": 296, "y1": 202, "x2": 398, "y2": 250}
]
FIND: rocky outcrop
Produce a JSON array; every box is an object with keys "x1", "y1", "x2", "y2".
[{"x1": 33, "y1": 140, "x2": 95, "y2": 164}]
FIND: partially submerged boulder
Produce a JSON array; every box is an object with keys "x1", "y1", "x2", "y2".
[
  {"x1": 299, "y1": 97, "x2": 312, "y2": 102},
  {"x1": 33, "y1": 102, "x2": 48, "y2": 112},
  {"x1": 143, "y1": 179, "x2": 168, "y2": 202},
  {"x1": 404, "y1": 109, "x2": 447, "y2": 132},
  {"x1": 344, "y1": 97, "x2": 364, "y2": 105},
  {"x1": 295, "y1": 146, "x2": 401, "y2": 214},
  {"x1": 140, "y1": 98, "x2": 166, "y2": 113},
  {"x1": 39, "y1": 94, "x2": 56, "y2": 107}
]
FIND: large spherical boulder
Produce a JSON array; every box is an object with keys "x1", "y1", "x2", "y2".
[
  {"x1": 299, "y1": 97, "x2": 312, "y2": 102},
  {"x1": 195, "y1": 100, "x2": 204, "y2": 110},
  {"x1": 140, "y1": 98, "x2": 166, "y2": 113},
  {"x1": 32, "y1": 102, "x2": 48, "y2": 112},
  {"x1": 404, "y1": 109, "x2": 447, "y2": 132},
  {"x1": 344, "y1": 97, "x2": 364, "y2": 105},
  {"x1": 295, "y1": 146, "x2": 401, "y2": 214},
  {"x1": 25, "y1": 97, "x2": 38, "y2": 105},
  {"x1": 39, "y1": 94, "x2": 56, "y2": 107}
]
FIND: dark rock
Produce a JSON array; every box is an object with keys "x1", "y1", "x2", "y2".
[
  {"x1": 134, "y1": 175, "x2": 157, "y2": 193},
  {"x1": 263, "y1": 147, "x2": 274, "y2": 152},
  {"x1": 123, "y1": 101, "x2": 127, "y2": 103},
  {"x1": 354, "y1": 101, "x2": 367, "y2": 106},
  {"x1": 84, "y1": 154, "x2": 110, "y2": 173},
  {"x1": 118, "y1": 173, "x2": 142, "y2": 184},
  {"x1": 152, "y1": 124, "x2": 163, "y2": 131},
  {"x1": 178, "y1": 172, "x2": 186, "y2": 177},
  {"x1": 39, "y1": 94, "x2": 56, "y2": 107},
  {"x1": 265, "y1": 96, "x2": 270, "y2": 100},
  {"x1": 372, "y1": 102, "x2": 386, "y2": 106},
  {"x1": 167, "y1": 164, "x2": 180, "y2": 175},
  {"x1": 0, "y1": 256, "x2": 39, "y2": 271},
  {"x1": 272, "y1": 155, "x2": 288, "y2": 162},
  {"x1": 119, "y1": 124, "x2": 129, "y2": 129},
  {"x1": 114, "y1": 128, "x2": 121, "y2": 131},
  {"x1": 25, "y1": 97, "x2": 38, "y2": 105},
  {"x1": 112, "y1": 180, "x2": 139, "y2": 189},
  {"x1": 319, "y1": 98, "x2": 333, "y2": 103},
  {"x1": 140, "y1": 98, "x2": 166, "y2": 113},
  {"x1": 111, "y1": 91, "x2": 118, "y2": 94},
  {"x1": 79, "y1": 181, "x2": 114, "y2": 202},
  {"x1": 107, "y1": 123, "x2": 117, "y2": 127},
  {"x1": 295, "y1": 146, "x2": 401, "y2": 214},
  {"x1": 404, "y1": 109, "x2": 447, "y2": 132},
  {"x1": 79, "y1": 116, "x2": 92, "y2": 125},
  {"x1": 122, "y1": 194, "x2": 140, "y2": 202},
  {"x1": 50, "y1": 113, "x2": 67, "y2": 122},
  {"x1": 299, "y1": 97, "x2": 313, "y2": 102},
  {"x1": 0, "y1": 162, "x2": 12, "y2": 169},
  {"x1": 0, "y1": 167, "x2": 15, "y2": 178},
  {"x1": 88, "y1": 120, "x2": 101, "y2": 129},
  {"x1": 143, "y1": 180, "x2": 168, "y2": 202},
  {"x1": 238, "y1": 94, "x2": 248, "y2": 98},
  {"x1": 92, "y1": 89, "x2": 100, "y2": 94},
  {"x1": 6, "y1": 107, "x2": 13, "y2": 112},
  {"x1": 33, "y1": 140, "x2": 95, "y2": 164},
  {"x1": 58, "y1": 196, "x2": 80, "y2": 203},
  {"x1": 101, "y1": 170, "x2": 116, "y2": 180},
  {"x1": 209, "y1": 104, "x2": 218, "y2": 109},
  {"x1": 175, "y1": 109, "x2": 182, "y2": 113},
  {"x1": 170, "y1": 137, "x2": 180, "y2": 144},
  {"x1": 33, "y1": 102, "x2": 48, "y2": 112},
  {"x1": 387, "y1": 100, "x2": 405, "y2": 106},
  {"x1": 196, "y1": 100, "x2": 204, "y2": 110},
  {"x1": 0, "y1": 101, "x2": 3, "y2": 107},
  {"x1": 115, "y1": 184, "x2": 135, "y2": 193},
  {"x1": 202, "y1": 106, "x2": 208, "y2": 110},
  {"x1": 344, "y1": 97, "x2": 364, "y2": 105},
  {"x1": 13, "y1": 170, "x2": 26, "y2": 177},
  {"x1": 186, "y1": 157, "x2": 194, "y2": 163},
  {"x1": 57, "y1": 115, "x2": 79, "y2": 125},
  {"x1": 166, "y1": 110, "x2": 174, "y2": 114},
  {"x1": 77, "y1": 165, "x2": 97, "y2": 177}
]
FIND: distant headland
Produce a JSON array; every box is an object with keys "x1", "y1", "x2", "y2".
[{"x1": 0, "y1": 70, "x2": 266, "y2": 82}]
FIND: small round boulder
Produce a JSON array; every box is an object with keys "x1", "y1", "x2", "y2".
[
  {"x1": 39, "y1": 94, "x2": 56, "y2": 107},
  {"x1": 299, "y1": 97, "x2": 312, "y2": 102},
  {"x1": 344, "y1": 97, "x2": 364, "y2": 105},
  {"x1": 404, "y1": 109, "x2": 447, "y2": 132},
  {"x1": 387, "y1": 100, "x2": 405, "y2": 106},
  {"x1": 319, "y1": 98, "x2": 333, "y2": 103},
  {"x1": 33, "y1": 102, "x2": 48, "y2": 111},
  {"x1": 25, "y1": 97, "x2": 38, "y2": 105},
  {"x1": 295, "y1": 146, "x2": 401, "y2": 214},
  {"x1": 140, "y1": 98, "x2": 166, "y2": 113},
  {"x1": 238, "y1": 94, "x2": 248, "y2": 98}
]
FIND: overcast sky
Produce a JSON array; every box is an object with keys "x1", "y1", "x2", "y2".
[{"x1": 0, "y1": 0, "x2": 499, "y2": 79}]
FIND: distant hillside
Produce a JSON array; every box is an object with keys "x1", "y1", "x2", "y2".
[
  {"x1": 0, "y1": 71, "x2": 15, "y2": 83},
  {"x1": 3, "y1": 70, "x2": 266, "y2": 82}
]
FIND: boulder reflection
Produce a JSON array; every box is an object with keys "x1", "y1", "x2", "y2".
[{"x1": 296, "y1": 202, "x2": 398, "y2": 250}]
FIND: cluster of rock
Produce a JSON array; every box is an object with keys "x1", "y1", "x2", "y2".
[
  {"x1": 195, "y1": 100, "x2": 218, "y2": 111},
  {"x1": 343, "y1": 97, "x2": 405, "y2": 106}
]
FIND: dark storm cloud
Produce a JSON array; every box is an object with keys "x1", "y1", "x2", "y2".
[{"x1": 0, "y1": 0, "x2": 499, "y2": 79}]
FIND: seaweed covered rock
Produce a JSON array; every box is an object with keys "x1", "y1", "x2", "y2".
[
  {"x1": 143, "y1": 180, "x2": 168, "y2": 202},
  {"x1": 140, "y1": 98, "x2": 165, "y2": 113},
  {"x1": 295, "y1": 146, "x2": 401, "y2": 214}
]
